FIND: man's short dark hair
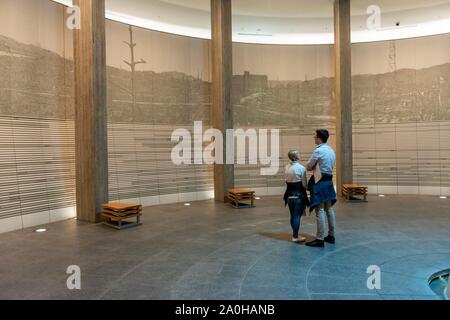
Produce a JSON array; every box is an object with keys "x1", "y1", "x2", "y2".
[{"x1": 316, "y1": 129, "x2": 330, "y2": 143}]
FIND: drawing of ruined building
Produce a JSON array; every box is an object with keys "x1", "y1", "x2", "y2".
[{"x1": 232, "y1": 71, "x2": 268, "y2": 100}]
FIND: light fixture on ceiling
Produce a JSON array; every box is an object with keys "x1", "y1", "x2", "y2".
[
  {"x1": 35, "y1": 228, "x2": 47, "y2": 233},
  {"x1": 378, "y1": 194, "x2": 385, "y2": 197},
  {"x1": 440, "y1": 196, "x2": 448, "y2": 199},
  {"x1": 184, "y1": 203, "x2": 191, "y2": 206},
  {"x1": 237, "y1": 32, "x2": 273, "y2": 37},
  {"x1": 50, "y1": 0, "x2": 450, "y2": 45}
]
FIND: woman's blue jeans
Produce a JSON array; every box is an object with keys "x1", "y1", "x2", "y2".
[{"x1": 288, "y1": 199, "x2": 304, "y2": 238}]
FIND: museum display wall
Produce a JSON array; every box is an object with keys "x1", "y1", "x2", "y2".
[
  {"x1": 0, "y1": 0, "x2": 75, "y2": 233},
  {"x1": 0, "y1": 0, "x2": 449, "y2": 233},
  {"x1": 352, "y1": 34, "x2": 450, "y2": 196},
  {"x1": 234, "y1": 34, "x2": 450, "y2": 196},
  {"x1": 232, "y1": 43, "x2": 336, "y2": 195},
  {"x1": 105, "y1": 20, "x2": 214, "y2": 206}
]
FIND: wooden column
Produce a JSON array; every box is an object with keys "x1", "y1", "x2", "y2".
[
  {"x1": 334, "y1": 0, "x2": 353, "y2": 196},
  {"x1": 73, "y1": 0, "x2": 108, "y2": 222},
  {"x1": 211, "y1": 0, "x2": 234, "y2": 202}
]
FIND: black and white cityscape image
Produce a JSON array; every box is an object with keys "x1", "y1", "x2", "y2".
[{"x1": 0, "y1": 16, "x2": 449, "y2": 224}]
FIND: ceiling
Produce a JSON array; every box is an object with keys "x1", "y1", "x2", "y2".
[
  {"x1": 53, "y1": 0, "x2": 450, "y2": 44},
  {"x1": 161, "y1": 0, "x2": 450, "y2": 18}
]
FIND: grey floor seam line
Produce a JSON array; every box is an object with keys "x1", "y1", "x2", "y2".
[
  {"x1": 237, "y1": 245, "x2": 284, "y2": 300},
  {"x1": 304, "y1": 240, "x2": 450, "y2": 300},
  {"x1": 305, "y1": 240, "x2": 383, "y2": 300},
  {"x1": 171, "y1": 233, "x2": 261, "y2": 299},
  {"x1": 95, "y1": 251, "x2": 167, "y2": 300},
  {"x1": 169, "y1": 216, "x2": 286, "y2": 298}
]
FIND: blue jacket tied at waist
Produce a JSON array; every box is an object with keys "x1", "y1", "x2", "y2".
[
  {"x1": 283, "y1": 182, "x2": 310, "y2": 208},
  {"x1": 308, "y1": 174, "x2": 337, "y2": 212}
]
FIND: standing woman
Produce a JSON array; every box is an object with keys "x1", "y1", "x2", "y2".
[{"x1": 284, "y1": 150, "x2": 310, "y2": 243}]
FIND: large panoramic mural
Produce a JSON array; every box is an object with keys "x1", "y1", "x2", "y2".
[
  {"x1": 231, "y1": 35, "x2": 450, "y2": 196},
  {"x1": 0, "y1": 0, "x2": 75, "y2": 232},
  {"x1": 1, "y1": 0, "x2": 449, "y2": 233},
  {"x1": 352, "y1": 35, "x2": 450, "y2": 195},
  {"x1": 105, "y1": 20, "x2": 214, "y2": 204},
  {"x1": 231, "y1": 43, "x2": 335, "y2": 194}
]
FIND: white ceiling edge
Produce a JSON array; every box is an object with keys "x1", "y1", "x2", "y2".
[{"x1": 52, "y1": 0, "x2": 450, "y2": 45}]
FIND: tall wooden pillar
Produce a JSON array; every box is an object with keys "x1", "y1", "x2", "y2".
[
  {"x1": 73, "y1": 0, "x2": 108, "y2": 222},
  {"x1": 211, "y1": 0, "x2": 234, "y2": 202},
  {"x1": 334, "y1": 0, "x2": 353, "y2": 196}
]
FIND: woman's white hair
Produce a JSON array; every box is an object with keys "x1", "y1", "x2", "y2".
[{"x1": 288, "y1": 149, "x2": 300, "y2": 161}]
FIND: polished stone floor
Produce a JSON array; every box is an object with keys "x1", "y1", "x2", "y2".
[{"x1": 0, "y1": 195, "x2": 449, "y2": 300}]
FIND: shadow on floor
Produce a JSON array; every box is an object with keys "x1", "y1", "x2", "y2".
[{"x1": 258, "y1": 232, "x2": 315, "y2": 244}]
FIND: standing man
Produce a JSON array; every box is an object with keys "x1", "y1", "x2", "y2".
[{"x1": 305, "y1": 129, "x2": 337, "y2": 248}]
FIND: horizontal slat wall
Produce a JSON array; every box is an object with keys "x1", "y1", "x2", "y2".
[
  {"x1": 353, "y1": 122, "x2": 450, "y2": 194},
  {"x1": 0, "y1": 0, "x2": 76, "y2": 230},
  {"x1": 352, "y1": 35, "x2": 450, "y2": 195},
  {"x1": 106, "y1": 20, "x2": 214, "y2": 203},
  {"x1": 232, "y1": 43, "x2": 336, "y2": 193},
  {"x1": 233, "y1": 36, "x2": 450, "y2": 196},
  {"x1": 108, "y1": 123, "x2": 214, "y2": 202},
  {"x1": 234, "y1": 126, "x2": 337, "y2": 193},
  {"x1": 0, "y1": 116, "x2": 76, "y2": 220}
]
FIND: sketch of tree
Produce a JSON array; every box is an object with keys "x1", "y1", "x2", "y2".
[
  {"x1": 389, "y1": 40, "x2": 397, "y2": 73},
  {"x1": 123, "y1": 25, "x2": 147, "y2": 110}
]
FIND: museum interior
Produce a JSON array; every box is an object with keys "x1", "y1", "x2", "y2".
[{"x1": 0, "y1": 0, "x2": 449, "y2": 300}]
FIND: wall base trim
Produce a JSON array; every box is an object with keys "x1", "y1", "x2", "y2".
[
  {"x1": 1, "y1": 185, "x2": 447, "y2": 234},
  {"x1": 0, "y1": 207, "x2": 76, "y2": 235}
]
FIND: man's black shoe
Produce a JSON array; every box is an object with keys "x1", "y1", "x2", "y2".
[
  {"x1": 324, "y1": 236, "x2": 336, "y2": 244},
  {"x1": 305, "y1": 239, "x2": 325, "y2": 247}
]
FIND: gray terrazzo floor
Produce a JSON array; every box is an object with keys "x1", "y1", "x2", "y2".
[{"x1": 0, "y1": 195, "x2": 449, "y2": 300}]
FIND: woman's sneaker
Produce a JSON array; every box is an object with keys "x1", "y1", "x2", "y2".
[{"x1": 292, "y1": 237, "x2": 307, "y2": 243}]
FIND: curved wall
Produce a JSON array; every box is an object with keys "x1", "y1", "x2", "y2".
[
  {"x1": 231, "y1": 34, "x2": 450, "y2": 196},
  {"x1": 232, "y1": 43, "x2": 336, "y2": 195},
  {"x1": 0, "y1": 0, "x2": 449, "y2": 233},
  {"x1": 0, "y1": 0, "x2": 75, "y2": 233},
  {"x1": 352, "y1": 33, "x2": 450, "y2": 195},
  {"x1": 105, "y1": 20, "x2": 214, "y2": 205}
]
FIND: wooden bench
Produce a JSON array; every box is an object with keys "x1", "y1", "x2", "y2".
[
  {"x1": 343, "y1": 184, "x2": 368, "y2": 202},
  {"x1": 101, "y1": 203, "x2": 143, "y2": 230},
  {"x1": 228, "y1": 188, "x2": 256, "y2": 209}
]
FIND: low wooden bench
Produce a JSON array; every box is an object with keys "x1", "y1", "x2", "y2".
[
  {"x1": 101, "y1": 203, "x2": 143, "y2": 230},
  {"x1": 228, "y1": 188, "x2": 256, "y2": 209},
  {"x1": 343, "y1": 184, "x2": 368, "y2": 202}
]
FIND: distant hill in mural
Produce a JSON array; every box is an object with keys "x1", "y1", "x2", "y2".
[
  {"x1": 0, "y1": 34, "x2": 74, "y2": 119},
  {"x1": 232, "y1": 64, "x2": 450, "y2": 126},
  {"x1": 1, "y1": 34, "x2": 449, "y2": 126},
  {"x1": 232, "y1": 75, "x2": 334, "y2": 127},
  {"x1": 107, "y1": 67, "x2": 211, "y2": 125},
  {"x1": 353, "y1": 64, "x2": 450, "y2": 123}
]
